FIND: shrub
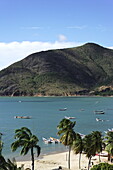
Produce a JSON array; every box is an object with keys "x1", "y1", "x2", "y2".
[{"x1": 91, "y1": 163, "x2": 113, "y2": 170}]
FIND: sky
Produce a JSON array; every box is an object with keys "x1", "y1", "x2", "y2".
[{"x1": 0, "y1": 0, "x2": 113, "y2": 70}]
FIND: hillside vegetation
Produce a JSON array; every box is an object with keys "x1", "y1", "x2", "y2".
[{"x1": 0, "y1": 43, "x2": 113, "y2": 96}]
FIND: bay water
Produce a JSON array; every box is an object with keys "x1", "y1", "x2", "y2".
[{"x1": 0, "y1": 96, "x2": 113, "y2": 161}]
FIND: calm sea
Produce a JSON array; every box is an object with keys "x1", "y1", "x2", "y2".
[{"x1": 0, "y1": 96, "x2": 113, "y2": 161}]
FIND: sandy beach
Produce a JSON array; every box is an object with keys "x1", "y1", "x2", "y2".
[{"x1": 17, "y1": 151, "x2": 109, "y2": 170}]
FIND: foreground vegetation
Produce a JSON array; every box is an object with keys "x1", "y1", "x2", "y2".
[
  {"x1": 1, "y1": 119, "x2": 113, "y2": 169},
  {"x1": 91, "y1": 163, "x2": 113, "y2": 170}
]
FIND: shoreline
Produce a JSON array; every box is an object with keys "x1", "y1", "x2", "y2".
[{"x1": 15, "y1": 149, "x2": 68, "y2": 162}]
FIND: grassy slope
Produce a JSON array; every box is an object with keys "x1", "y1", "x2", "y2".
[{"x1": 0, "y1": 43, "x2": 113, "y2": 96}]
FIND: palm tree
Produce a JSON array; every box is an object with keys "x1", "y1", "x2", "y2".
[
  {"x1": 72, "y1": 133, "x2": 83, "y2": 169},
  {"x1": 83, "y1": 134, "x2": 95, "y2": 170},
  {"x1": 105, "y1": 131, "x2": 113, "y2": 161},
  {"x1": 57, "y1": 118, "x2": 76, "y2": 169},
  {"x1": 91, "y1": 131, "x2": 103, "y2": 162},
  {"x1": 83, "y1": 131, "x2": 103, "y2": 170},
  {"x1": 11, "y1": 127, "x2": 41, "y2": 170}
]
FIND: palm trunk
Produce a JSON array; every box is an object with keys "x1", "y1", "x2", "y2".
[
  {"x1": 79, "y1": 153, "x2": 81, "y2": 169},
  {"x1": 88, "y1": 156, "x2": 92, "y2": 170},
  {"x1": 99, "y1": 154, "x2": 101, "y2": 162},
  {"x1": 68, "y1": 146, "x2": 71, "y2": 169},
  {"x1": 108, "y1": 153, "x2": 110, "y2": 161},
  {"x1": 31, "y1": 147, "x2": 34, "y2": 170}
]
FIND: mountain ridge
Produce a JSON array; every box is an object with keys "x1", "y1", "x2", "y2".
[{"x1": 0, "y1": 42, "x2": 113, "y2": 96}]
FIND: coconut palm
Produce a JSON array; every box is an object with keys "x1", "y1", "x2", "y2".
[
  {"x1": 83, "y1": 131, "x2": 103, "y2": 170},
  {"x1": 57, "y1": 118, "x2": 76, "y2": 169},
  {"x1": 83, "y1": 134, "x2": 95, "y2": 170},
  {"x1": 11, "y1": 127, "x2": 41, "y2": 170},
  {"x1": 91, "y1": 131, "x2": 103, "y2": 162},
  {"x1": 72, "y1": 133, "x2": 83, "y2": 169},
  {"x1": 105, "y1": 131, "x2": 113, "y2": 161}
]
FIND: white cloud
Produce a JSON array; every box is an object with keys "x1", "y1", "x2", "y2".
[
  {"x1": 58, "y1": 34, "x2": 67, "y2": 41},
  {"x1": 21, "y1": 26, "x2": 43, "y2": 30},
  {"x1": 108, "y1": 46, "x2": 113, "y2": 49},
  {"x1": 67, "y1": 25, "x2": 87, "y2": 29},
  {"x1": 0, "y1": 41, "x2": 82, "y2": 70}
]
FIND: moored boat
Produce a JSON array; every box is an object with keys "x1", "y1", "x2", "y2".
[
  {"x1": 65, "y1": 116, "x2": 76, "y2": 119},
  {"x1": 42, "y1": 137, "x2": 60, "y2": 144},
  {"x1": 94, "y1": 110, "x2": 105, "y2": 114},
  {"x1": 59, "y1": 108, "x2": 67, "y2": 111},
  {"x1": 50, "y1": 137, "x2": 61, "y2": 143},
  {"x1": 96, "y1": 118, "x2": 103, "y2": 122},
  {"x1": 42, "y1": 137, "x2": 52, "y2": 144},
  {"x1": 14, "y1": 116, "x2": 31, "y2": 119}
]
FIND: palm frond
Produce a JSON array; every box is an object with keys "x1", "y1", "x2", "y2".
[
  {"x1": 21, "y1": 127, "x2": 32, "y2": 136},
  {"x1": 35, "y1": 145, "x2": 41, "y2": 157},
  {"x1": 20, "y1": 145, "x2": 29, "y2": 155},
  {"x1": 11, "y1": 140, "x2": 22, "y2": 151}
]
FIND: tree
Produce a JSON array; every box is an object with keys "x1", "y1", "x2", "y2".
[
  {"x1": 72, "y1": 133, "x2": 83, "y2": 169},
  {"x1": 0, "y1": 156, "x2": 23, "y2": 170},
  {"x1": 83, "y1": 131, "x2": 103, "y2": 170},
  {"x1": 83, "y1": 134, "x2": 95, "y2": 170},
  {"x1": 57, "y1": 118, "x2": 76, "y2": 169},
  {"x1": 11, "y1": 127, "x2": 41, "y2": 170},
  {"x1": 105, "y1": 131, "x2": 113, "y2": 161},
  {"x1": 0, "y1": 155, "x2": 8, "y2": 170},
  {"x1": 91, "y1": 131, "x2": 103, "y2": 162}
]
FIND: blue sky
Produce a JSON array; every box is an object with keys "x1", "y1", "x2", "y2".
[{"x1": 0, "y1": 0, "x2": 113, "y2": 70}]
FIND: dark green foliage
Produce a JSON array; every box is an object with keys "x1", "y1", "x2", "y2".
[
  {"x1": 0, "y1": 43, "x2": 113, "y2": 96},
  {"x1": 57, "y1": 118, "x2": 76, "y2": 169},
  {"x1": 11, "y1": 127, "x2": 41, "y2": 170},
  {"x1": 91, "y1": 163, "x2": 113, "y2": 170}
]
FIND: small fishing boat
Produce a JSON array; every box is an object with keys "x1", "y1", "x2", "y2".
[
  {"x1": 65, "y1": 116, "x2": 76, "y2": 119},
  {"x1": 14, "y1": 116, "x2": 31, "y2": 119},
  {"x1": 96, "y1": 118, "x2": 103, "y2": 122},
  {"x1": 42, "y1": 137, "x2": 52, "y2": 144},
  {"x1": 59, "y1": 108, "x2": 67, "y2": 111},
  {"x1": 104, "y1": 128, "x2": 113, "y2": 133},
  {"x1": 94, "y1": 110, "x2": 105, "y2": 114},
  {"x1": 49, "y1": 137, "x2": 61, "y2": 143}
]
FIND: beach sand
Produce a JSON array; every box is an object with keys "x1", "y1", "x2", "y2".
[{"x1": 17, "y1": 151, "x2": 109, "y2": 170}]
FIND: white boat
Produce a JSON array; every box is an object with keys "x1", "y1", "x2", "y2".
[
  {"x1": 65, "y1": 116, "x2": 76, "y2": 119},
  {"x1": 42, "y1": 137, "x2": 52, "y2": 144},
  {"x1": 42, "y1": 137, "x2": 61, "y2": 144},
  {"x1": 59, "y1": 108, "x2": 67, "y2": 111},
  {"x1": 96, "y1": 118, "x2": 103, "y2": 122},
  {"x1": 108, "y1": 128, "x2": 113, "y2": 132},
  {"x1": 104, "y1": 128, "x2": 113, "y2": 134},
  {"x1": 50, "y1": 137, "x2": 61, "y2": 143}
]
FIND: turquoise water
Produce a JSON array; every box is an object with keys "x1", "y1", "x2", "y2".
[{"x1": 0, "y1": 96, "x2": 113, "y2": 161}]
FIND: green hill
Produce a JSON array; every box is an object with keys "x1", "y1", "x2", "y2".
[{"x1": 0, "y1": 42, "x2": 113, "y2": 96}]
